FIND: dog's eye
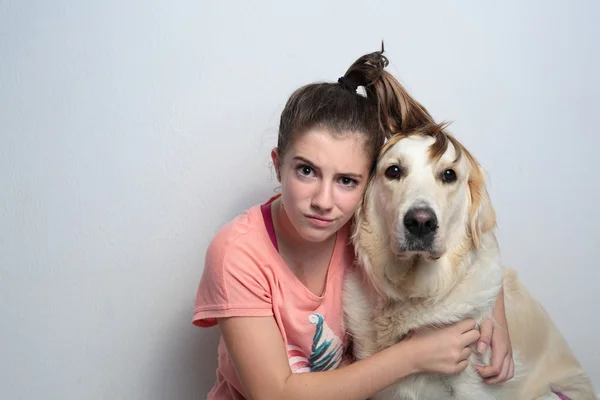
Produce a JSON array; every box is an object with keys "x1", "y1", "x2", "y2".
[
  {"x1": 442, "y1": 169, "x2": 457, "y2": 183},
  {"x1": 384, "y1": 165, "x2": 403, "y2": 180}
]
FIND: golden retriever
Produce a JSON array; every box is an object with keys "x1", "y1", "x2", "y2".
[{"x1": 342, "y1": 72, "x2": 596, "y2": 399}]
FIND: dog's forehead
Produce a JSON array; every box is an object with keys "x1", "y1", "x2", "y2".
[{"x1": 382, "y1": 135, "x2": 457, "y2": 164}]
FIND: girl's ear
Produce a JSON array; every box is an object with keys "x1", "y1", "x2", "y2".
[{"x1": 271, "y1": 148, "x2": 281, "y2": 182}]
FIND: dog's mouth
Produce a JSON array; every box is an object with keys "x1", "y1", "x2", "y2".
[{"x1": 394, "y1": 246, "x2": 443, "y2": 261}]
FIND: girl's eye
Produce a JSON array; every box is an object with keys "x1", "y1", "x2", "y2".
[
  {"x1": 297, "y1": 165, "x2": 314, "y2": 177},
  {"x1": 340, "y1": 177, "x2": 358, "y2": 187}
]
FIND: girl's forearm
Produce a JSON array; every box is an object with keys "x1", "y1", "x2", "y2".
[{"x1": 280, "y1": 341, "x2": 418, "y2": 400}]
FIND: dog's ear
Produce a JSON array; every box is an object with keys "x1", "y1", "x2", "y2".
[{"x1": 467, "y1": 156, "x2": 496, "y2": 248}]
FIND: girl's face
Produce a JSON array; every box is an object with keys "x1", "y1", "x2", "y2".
[{"x1": 272, "y1": 129, "x2": 372, "y2": 243}]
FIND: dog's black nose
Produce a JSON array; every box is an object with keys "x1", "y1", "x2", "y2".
[{"x1": 404, "y1": 207, "x2": 438, "y2": 237}]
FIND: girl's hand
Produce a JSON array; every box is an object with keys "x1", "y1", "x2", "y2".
[
  {"x1": 474, "y1": 318, "x2": 515, "y2": 384},
  {"x1": 407, "y1": 319, "x2": 480, "y2": 375}
]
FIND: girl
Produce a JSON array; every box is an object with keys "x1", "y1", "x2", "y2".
[{"x1": 193, "y1": 48, "x2": 514, "y2": 400}]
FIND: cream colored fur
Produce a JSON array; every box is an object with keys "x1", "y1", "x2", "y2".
[{"x1": 343, "y1": 132, "x2": 595, "y2": 400}]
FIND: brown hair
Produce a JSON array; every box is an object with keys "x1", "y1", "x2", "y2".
[{"x1": 277, "y1": 44, "x2": 394, "y2": 168}]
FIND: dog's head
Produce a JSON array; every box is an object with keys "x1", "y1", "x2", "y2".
[
  {"x1": 354, "y1": 126, "x2": 496, "y2": 299},
  {"x1": 374, "y1": 125, "x2": 494, "y2": 253},
  {"x1": 352, "y1": 69, "x2": 496, "y2": 299}
]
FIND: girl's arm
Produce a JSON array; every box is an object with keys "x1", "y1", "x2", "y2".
[{"x1": 218, "y1": 315, "x2": 480, "y2": 400}]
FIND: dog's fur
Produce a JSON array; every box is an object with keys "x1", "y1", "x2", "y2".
[{"x1": 342, "y1": 75, "x2": 595, "y2": 399}]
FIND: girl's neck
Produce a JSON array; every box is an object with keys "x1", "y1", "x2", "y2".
[{"x1": 270, "y1": 197, "x2": 337, "y2": 297}]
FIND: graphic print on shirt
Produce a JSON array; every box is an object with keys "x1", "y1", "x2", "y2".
[{"x1": 287, "y1": 313, "x2": 344, "y2": 373}]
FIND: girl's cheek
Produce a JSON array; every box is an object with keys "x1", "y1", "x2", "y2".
[{"x1": 337, "y1": 191, "x2": 363, "y2": 212}]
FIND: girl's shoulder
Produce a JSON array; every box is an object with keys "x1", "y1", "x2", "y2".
[
  {"x1": 209, "y1": 207, "x2": 261, "y2": 252},
  {"x1": 194, "y1": 199, "x2": 279, "y2": 328},
  {"x1": 206, "y1": 197, "x2": 279, "y2": 267}
]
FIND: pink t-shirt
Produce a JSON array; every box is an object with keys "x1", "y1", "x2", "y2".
[{"x1": 193, "y1": 195, "x2": 353, "y2": 399}]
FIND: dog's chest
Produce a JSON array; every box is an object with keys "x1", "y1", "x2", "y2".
[{"x1": 372, "y1": 293, "x2": 494, "y2": 349}]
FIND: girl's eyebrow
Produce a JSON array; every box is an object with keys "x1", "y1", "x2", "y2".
[{"x1": 293, "y1": 156, "x2": 364, "y2": 179}]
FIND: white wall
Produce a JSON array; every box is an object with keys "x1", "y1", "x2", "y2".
[{"x1": 1, "y1": 0, "x2": 598, "y2": 398}]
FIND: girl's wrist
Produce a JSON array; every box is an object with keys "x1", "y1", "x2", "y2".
[{"x1": 391, "y1": 337, "x2": 422, "y2": 378}]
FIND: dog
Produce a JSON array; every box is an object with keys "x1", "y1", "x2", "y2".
[{"x1": 342, "y1": 71, "x2": 595, "y2": 399}]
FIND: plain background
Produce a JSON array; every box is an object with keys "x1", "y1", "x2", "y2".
[{"x1": 1, "y1": 1, "x2": 598, "y2": 398}]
